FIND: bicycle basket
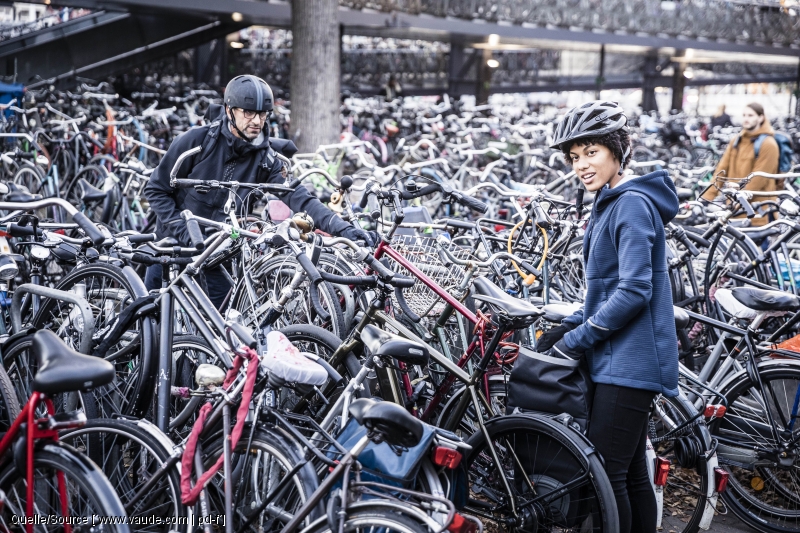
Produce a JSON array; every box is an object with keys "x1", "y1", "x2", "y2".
[{"x1": 385, "y1": 234, "x2": 483, "y2": 318}]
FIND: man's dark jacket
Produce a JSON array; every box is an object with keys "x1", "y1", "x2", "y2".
[{"x1": 144, "y1": 104, "x2": 350, "y2": 245}]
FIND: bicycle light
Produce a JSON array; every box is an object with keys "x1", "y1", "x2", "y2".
[
  {"x1": 447, "y1": 512, "x2": 478, "y2": 533},
  {"x1": 714, "y1": 467, "x2": 729, "y2": 493},
  {"x1": 703, "y1": 404, "x2": 726, "y2": 418},
  {"x1": 432, "y1": 446, "x2": 462, "y2": 469},
  {"x1": 654, "y1": 457, "x2": 670, "y2": 486},
  {"x1": 0, "y1": 254, "x2": 18, "y2": 280}
]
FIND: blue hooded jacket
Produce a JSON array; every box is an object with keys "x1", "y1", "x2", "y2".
[{"x1": 562, "y1": 170, "x2": 680, "y2": 397}]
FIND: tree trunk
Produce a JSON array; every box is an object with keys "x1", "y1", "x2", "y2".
[{"x1": 289, "y1": 0, "x2": 340, "y2": 152}]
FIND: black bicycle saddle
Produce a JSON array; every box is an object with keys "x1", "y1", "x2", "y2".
[
  {"x1": 32, "y1": 330, "x2": 115, "y2": 395},
  {"x1": 361, "y1": 324, "x2": 429, "y2": 366}
]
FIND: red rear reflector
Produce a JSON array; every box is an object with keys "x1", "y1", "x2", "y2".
[
  {"x1": 447, "y1": 513, "x2": 478, "y2": 533},
  {"x1": 494, "y1": 225, "x2": 506, "y2": 232},
  {"x1": 431, "y1": 446, "x2": 462, "y2": 469},
  {"x1": 715, "y1": 405, "x2": 726, "y2": 418},
  {"x1": 704, "y1": 404, "x2": 726, "y2": 418},
  {"x1": 654, "y1": 457, "x2": 670, "y2": 486},
  {"x1": 714, "y1": 467, "x2": 729, "y2": 493}
]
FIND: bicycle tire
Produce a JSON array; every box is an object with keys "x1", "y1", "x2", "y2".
[
  {"x1": 710, "y1": 362, "x2": 800, "y2": 532},
  {"x1": 303, "y1": 507, "x2": 429, "y2": 533},
  {"x1": 0, "y1": 361, "x2": 20, "y2": 434},
  {"x1": 0, "y1": 444, "x2": 131, "y2": 532},
  {"x1": 59, "y1": 417, "x2": 187, "y2": 532},
  {"x1": 464, "y1": 413, "x2": 619, "y2": 532},
  {"x1": 278, "y1": 324, "x2": 369, "y2": 416},
  {"x1": 33, "y1": 262, "x2": 156, "y2": 418},
  {"x1": 201, "y1": 427, "x2": 321, "y2": 531},
  {"x1": 230, "y1": 254, "x2": 347, "y2": 339}
]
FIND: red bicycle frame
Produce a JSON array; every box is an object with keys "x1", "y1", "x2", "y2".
[
  {"x1": 0, "y1": 392, "x2": 79, "y2": 533},
  {"x1": 374, "y1": 240, "x2": 500, "y2": 422}
]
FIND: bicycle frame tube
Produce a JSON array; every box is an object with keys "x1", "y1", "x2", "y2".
[
  {"x1": 0, "y1": 393, "x2": 70, "y2": 533},
  {"x1": 374, "y1": 241, "x2": 478, "y2": 324}
]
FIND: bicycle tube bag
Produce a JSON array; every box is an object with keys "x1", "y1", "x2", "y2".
[
  {"x1": 333, "y1": 415, "x2": 435, "y2": 487},
  {"x1": 506, "y1": 345, "x2": 593, "y2": 431},
  {"x1": 735, "y1": 132, "x2": 794, "y2": 173}
]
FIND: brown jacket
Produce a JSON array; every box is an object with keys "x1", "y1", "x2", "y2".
[{"x1": 701, "y1": 120, "x2": 780, "y2": 226}]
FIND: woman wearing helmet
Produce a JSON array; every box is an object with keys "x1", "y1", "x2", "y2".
[{"x1": 540, "y1": 101, "x2": 679, "y2": 532}]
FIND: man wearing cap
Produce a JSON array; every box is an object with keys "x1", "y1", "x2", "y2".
[{"x1": 144, "y1": 75, "x2": 373, "y2": 308}]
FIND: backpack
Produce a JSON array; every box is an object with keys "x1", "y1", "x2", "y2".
[{"x1": 735, "y1": 131, "x2": 795, "y2": 173}]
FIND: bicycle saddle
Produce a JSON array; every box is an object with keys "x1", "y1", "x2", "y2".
[
  {"x1": 674, "y1": 306, "x2": 690, "y2": 329},
  {"x1": 542, "y1": 302, "x2": 581, "y2": 323},
  {"x1": 32, "y1": 330, "x2": 114, "y2": 395},
  {"x1": 361, "y1": 324, "x2": 429, "y2": 366},
  {"x1": 731, "y1": 287, "x2": 800, "y2": 312},
  {"x1": 472, "y1": 277, "x2": 544, "y2": 327},
  {"x1": 349, "y1": 398, "x2": 424, "y2": 449},
  {"x1": 4, "y1": 183, "x2": 41, "y2": 203},
  {"x1": 77, "y1": 179, "x2": 109, "y2": 203},
  {"x1": 261, "y1": 331, "x2": 328, "y2": 386}
]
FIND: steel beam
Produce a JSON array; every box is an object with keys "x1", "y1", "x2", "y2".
[{"x1": 21, "y1": 0, "x2": 800, "y2": 57}]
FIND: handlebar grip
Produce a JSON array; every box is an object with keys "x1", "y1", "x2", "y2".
[
  {"x1": 363, "y1": 255, "x2": 396, "y2": 280},
  {"x1": 171, "y1": 179, "x2": 205, "y2": 189},
  {"x1": 391, "y1": 276, "x2": 416, "y2": 288},
  {"x1": 676, "y1": 231, "x2": 700, "y2": 257},
  {"x1": 453, "y1": 192, "x2": 489, "y2": 214},
  {"x1": 131, "y1": 252, "x2": 159, "y2": 266},
  {"x1": 127, "y1": 233, "x2": 157, "y2": 244},
  {"x1": 295, "y1": 253, "x2": 322, "y2": 284},
  {"x1": 307, "y1": 283, "x2": 331, "y2": 321},
  {"x1": 7, "y1": 223, "x2": 41, "y2": 238},
  {"x1": 735, "y1": 192, "x2": 756, "y2": 219},
  {"x1": 400, "y1": 183, "x2": 441, "y2": 200},
  {"x1": 184, "y1": 217, "x2": 206, "y2": 251},
  {"x1": 519, "y1": 261, "x2": 541, "y2": 278},
  {"x1": 443, "y1": 219, "x2": 476, "y2": 230},
  {"x1": 359, "y1": 187, "x2": 371, "y2": 209},
  {"x1": 319, "y1": 271, "x2": 378, "y2": 286},
  {"x1": 394, "y1": 287, "x2": 421, "y2": 323},
  {"x1": 72, "y1": 212, "x2": 106, "y2": 246},
  {"x1": 228, "y1": 322, "x2": 257, "y2": 350}
]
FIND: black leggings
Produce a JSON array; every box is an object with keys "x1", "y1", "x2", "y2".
[{"x1": 587, "y1": 384, "x2": 657, "y2": 533}]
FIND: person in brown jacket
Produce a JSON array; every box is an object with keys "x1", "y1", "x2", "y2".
[{"x1": 701, "y1": 103, "x2": 780, "y2": 226}]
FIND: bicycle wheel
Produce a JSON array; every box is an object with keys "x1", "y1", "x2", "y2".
[
  {"x1": 464, "y1": 413, "x2": 618, "y2": 532},
  {"x1": 0, "y1": 362, "x2": 21, "y2": 433},
  {"x1": 303, "y1": 507, "x2": 428, "y2": 533},
  {"x1": 230, "y1": 254, "x2": 346, "y2": 339},
  {"x1": 201, "y1": 427, "x2": 321, "y2": 531},
  {"x1": 278, "y1": 324, "x2": 368, "y2": 417},
  {"x1": 165, "y1": 335, "x2": 221, "y2": 440},
  {"x1": 34, "y1": 262, "x2": 156, "y2": 418},
  {"x1": 0, "y1": 444, "x2": 131, "y2": 532},
  {"x1": 650, "y1": 394, "x2": 712, "y2": 533},
  {"x1": 710, "y1": 362, "x2": 800, "y2": 532},
  {"x1": 59, "y1": 418, "x2": 186, "y2": 532}
]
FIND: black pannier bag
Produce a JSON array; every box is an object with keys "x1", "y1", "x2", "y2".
[{"x1": 506, "y1": 345, "x2": 594, "y2": 431}]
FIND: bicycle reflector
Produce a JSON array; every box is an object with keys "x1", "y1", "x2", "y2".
[
  {"x1": 447, "y1": 513, "x2": 478, "y2": 533},
  {"x1": 714, "y1": 467, "x2": 729, "y2": 493},
  {"x1": 432, "y1": 446, "x2": 462, "y2": 469},
  {"x1": 703, "y1": 404, "x2": 726, "y2": 418},
  {"x1": 654, "y1": 457, "x2": 670, "y2": 486}
]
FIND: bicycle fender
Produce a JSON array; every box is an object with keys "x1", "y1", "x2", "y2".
[
  {"x1": 700, "y1": 451, "x2": 720, "y2": 530},
  {"x1": 121, "y1": 265, "x2": 148, "y2": 298},
  {"x1": 645, "y1": 438, "x2": 664, "y2": 528},
  {"x1": 0, "y1": 326, "x2": 36, "y2": 348}
]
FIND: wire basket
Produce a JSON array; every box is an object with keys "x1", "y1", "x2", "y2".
[{"x1": 385, "y1": 234, "x2": 483, "y2": 318}]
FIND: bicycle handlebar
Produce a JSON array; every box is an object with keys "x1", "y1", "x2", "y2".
[{"x1": 182, "y1": 211, "x2": 206, "y2": 251}]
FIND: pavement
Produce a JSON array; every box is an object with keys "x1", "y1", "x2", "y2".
[{"x1": 661, "y1": 510, "x2": 755, "y2": 532}]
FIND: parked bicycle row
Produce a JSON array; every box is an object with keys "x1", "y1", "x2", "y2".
[{"x1": 0, "y1": 82, "x2": 798, "y2": 532}]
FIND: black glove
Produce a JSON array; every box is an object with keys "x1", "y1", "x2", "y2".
[
  {"x1": 340, "y1": 226, "x2": 378, "y2": 247},
  {"x1": 547, "y1": 338, "x2": 584, "y2": 361},
  {"x1": 535, "y1": 322, "x2": 577, "y2": 352}
]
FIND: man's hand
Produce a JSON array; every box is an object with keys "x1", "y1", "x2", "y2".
[{"x1": 340, "y1": 226, "x2": 379, "y2": 247}]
